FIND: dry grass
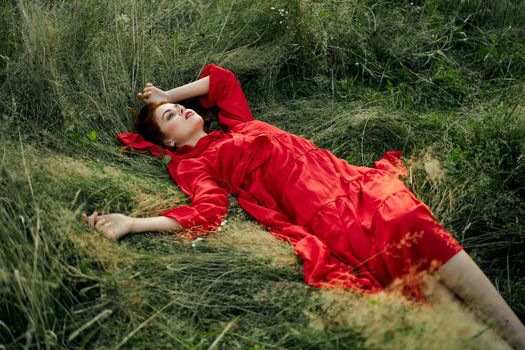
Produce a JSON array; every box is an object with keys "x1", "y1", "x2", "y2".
[
  {"x1": 207, "y1": 215, "x2": 299, "y2": 268},
  {"x1": 315, "y1": 274, "x2": 512, "y2": 350}
]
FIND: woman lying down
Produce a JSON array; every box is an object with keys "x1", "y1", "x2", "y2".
[{"x1": 82, "y1": 63, "x2": 525, "y2": 349}]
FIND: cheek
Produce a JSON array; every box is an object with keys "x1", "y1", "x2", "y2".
[{"x1": 172, "y1": 118, "x2": 200, "y2": 138}]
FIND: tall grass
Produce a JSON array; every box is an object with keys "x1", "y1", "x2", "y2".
[{"x1": 1, "y1": 0, "x2": 524, "y2": 348}]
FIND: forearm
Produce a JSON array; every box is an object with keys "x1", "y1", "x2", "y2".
[
  {"x1": 130, "y1": 216, "x2": 183, "y2": 234},
  {"x1": 165, "y1": 76, "x2": 209, "y2": 103}
]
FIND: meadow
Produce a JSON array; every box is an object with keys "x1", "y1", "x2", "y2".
[{"x1": 1, "y1": 0, "x2": 524, "y2": 348}]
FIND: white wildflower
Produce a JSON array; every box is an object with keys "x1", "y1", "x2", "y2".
[
  {"x1": 191, "y1": 237, "x2": 204, "y2": 248},
  {"x1": 116, "y1": 13, "x2": 130, "y2": 24}
]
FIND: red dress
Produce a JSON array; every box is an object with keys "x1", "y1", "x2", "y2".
[{"x1": 117, "y1": 63, "x2": 464, "y2": 303}]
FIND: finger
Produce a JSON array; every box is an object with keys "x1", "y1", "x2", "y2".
[
  {"x1": 95, "y1": 222, "x2": 103, "y2": 231},
  {"x1": 87, "y1": 212, "x2": 94, "y2": 227},
  {"x1": 146, "y1": 82, "x2": 152, "y2": 86},
  {"x1": 95, "y1": 218, "x2": 106, "y2": 230},
  {"x1": 89, "y1": 212, "x2": 98, "y2": 227}
]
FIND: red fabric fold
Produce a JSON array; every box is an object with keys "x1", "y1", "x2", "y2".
[{"x1": 373, "y1": 150, "x2": 408, "y2": 179}]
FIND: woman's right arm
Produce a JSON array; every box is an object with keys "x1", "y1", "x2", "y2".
[
  {"x1": 83, "y1": 211, "x2": 183, "y2": 240},
  {"x1": 130, "y1": 216, "x2": 183, "y2": 234},
  {"x1": 83, "y1": 157, "x2": 227, "y2": 241}
]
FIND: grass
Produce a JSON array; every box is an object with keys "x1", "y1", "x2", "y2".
[{"x1": 1, "y1": 0, "x2": 524, "y2": 348}]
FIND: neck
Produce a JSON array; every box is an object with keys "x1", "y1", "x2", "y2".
[{"x1": 179, "y1": 129, "x2": 208, "y2": 148}]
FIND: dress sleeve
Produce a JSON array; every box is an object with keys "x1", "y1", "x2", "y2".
[
  {"x1": 197, "y1": 63, "x2": 255, "y2": 132},
  {"x1": 160, "y1": 158, "x2": 229, "y2": 239}
]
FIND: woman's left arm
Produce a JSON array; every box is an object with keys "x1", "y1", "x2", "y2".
[{"x1": 137, "y1": 76, "x2": 210, "y2": 104}]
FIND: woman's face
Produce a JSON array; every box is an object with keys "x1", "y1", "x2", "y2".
[{"x1": 154, "y1": 103, "x2": 204, "y2": 148}]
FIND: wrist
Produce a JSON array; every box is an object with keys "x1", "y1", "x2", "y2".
[
  {"x1": 128, "y1": 216, "x2": 182, "y2": 234},
  {"x1": 165, "y1": 89, "x2": 179, "y2": 103},
  {"x1": 129, "y1": 217, "x2": 138, "y2": 233},
  {"x1": 161, "y1": 216, "x2": 183, "y2": 233},
  {"x1": 165, "y1": 76, "x2": 209, "y2": 103}
]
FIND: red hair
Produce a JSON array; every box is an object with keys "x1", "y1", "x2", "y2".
[{"x1": 134, "y1": 101, "x2": 170, "y2": 148}]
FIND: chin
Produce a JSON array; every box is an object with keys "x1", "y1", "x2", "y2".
[
  {"x1": 194, "y1": 113, "x2": 203, "y2": 122},
  {"x1": 193, "y1": 115, "x2": 204, "y2": 129}
]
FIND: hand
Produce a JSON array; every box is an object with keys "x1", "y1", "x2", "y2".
[
  {"x1": 82, "y1": 211, "x2": 134, "y2": 240},
  {"x1": 137, "y1": 82, "x2": 169, "y2": 104}
]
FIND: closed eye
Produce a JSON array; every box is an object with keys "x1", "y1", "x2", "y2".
[{"x1": 167, "y1": 105, "x2": 183, "y2": 121}]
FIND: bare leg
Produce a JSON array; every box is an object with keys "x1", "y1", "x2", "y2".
[
  {"x1": 433, "y1": 250, "x2": 525, "y2": 350},
  {"x1": 424, "y1": 277, "x2": 514, "y2": 349}
]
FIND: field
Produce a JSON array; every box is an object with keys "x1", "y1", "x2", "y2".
[{"x1": 1, "y1": 0, "x2": 524, "y2": 349}]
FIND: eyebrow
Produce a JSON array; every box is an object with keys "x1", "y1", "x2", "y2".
[{"x1": 162, "y1": 104, "x2": 182, "y2": 121}]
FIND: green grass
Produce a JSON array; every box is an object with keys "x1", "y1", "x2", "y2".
[{"x1": 1, "y1": 0, "x2": 524, "y2": 348}]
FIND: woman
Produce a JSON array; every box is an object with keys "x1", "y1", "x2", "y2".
[{"x1": 82, "y1": 63, "x2": 525, "y2": 348}]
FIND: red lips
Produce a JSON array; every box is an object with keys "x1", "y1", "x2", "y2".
[{"x1": 184, "y1": 110, "x2": 193, "y2": 119}]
